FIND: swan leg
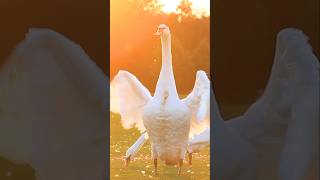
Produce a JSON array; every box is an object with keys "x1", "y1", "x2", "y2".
[
  {"x1": 123, "y1": 156, "x2": 131, "y2": 167},
  {"x1": 178, "y1": 159, "x2": 183, "y2": 175},
  {"x1": 188, "y1": 152, "x2": 193, "y2": 165},
  {"x1": 154, "y1": 158, "x2": 158, "y2": 175},
  {"x1": 123, "y1": 132, "x2": 148, "y2": 167}
]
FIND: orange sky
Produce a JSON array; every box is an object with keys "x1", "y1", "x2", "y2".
[{"x1": 110, "y1": 0, "x2": 210, "y2": 93}]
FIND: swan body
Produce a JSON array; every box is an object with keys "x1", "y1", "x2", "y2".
[
  {"x1": 143, "y1": 25, "x2": 191, "y2": 166},
  {"x1": 111, "y1": 24, "x2": 210, "y2": 174},
  {"x1": 143, "y1": 94, "x2": 191, "y2": 165}
]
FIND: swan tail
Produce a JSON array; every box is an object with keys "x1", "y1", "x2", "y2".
[{"x1": 160, "y1": 153, "x2": 180, "y2": 166}]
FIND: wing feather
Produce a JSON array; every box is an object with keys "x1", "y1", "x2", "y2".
[
  {"x1": 182, "y1": 70, "x2": 210, "y2": 137},
  {"x1": 110, "y1": 71, "x2": 152, "y2": 132}
]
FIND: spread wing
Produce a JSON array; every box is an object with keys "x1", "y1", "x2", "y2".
[
  {"x1": 110, "y1": 70, "x2": 152, "y2": 132},
  {"x1": 187, "y1": 127, "x2": 210, "y2": 153},
  {"x1": 182, "y1": 70, "x2": 210, "y2": 137},
  {"x1": 0, "y1": 29, "x2": 107, "y2": 180}
]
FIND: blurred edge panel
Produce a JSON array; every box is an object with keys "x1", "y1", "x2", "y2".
[
  {"x1": 0, "y1": 0, "x2": 108, "y2": 179},
  {"x1": 212, "y1": 0, "x2": 319, "y2": 106},
  {"x1": 0, "y1": 0, "x2": 108, "y2": 73}
]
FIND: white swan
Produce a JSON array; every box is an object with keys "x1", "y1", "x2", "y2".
[
  {"x1": 110, "y1": 24, "x2": 210, "y2": 174},
  {"x1": 0, "y1": 29, "x2": 107, "y2": 180}
]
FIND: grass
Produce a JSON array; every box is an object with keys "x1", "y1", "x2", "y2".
[{"x1": 110, "y1": 113, "x2": 210, "y2": 180}]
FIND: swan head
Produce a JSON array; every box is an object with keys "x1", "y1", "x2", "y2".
[{"x1": 154, "y1": 24, "x2": 170, "y2": 38}]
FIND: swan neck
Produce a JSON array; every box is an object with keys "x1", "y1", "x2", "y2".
[
  {"x1": 154, "y1": 34, "x2": 178, "y2": 99},
  {"x1": 160, "y1": 36, "x2": 172, "y2": 70}
]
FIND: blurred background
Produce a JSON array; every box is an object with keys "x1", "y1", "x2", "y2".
[
  {"x1": 111, "y1": 0, "x2": 210, "y2": 94},
  {"x1": 0, "y1": 0, "x2": 107, "y2": 73},
  {"x1": 212, "y1": 0, "x2": 319, "y2": 119}
]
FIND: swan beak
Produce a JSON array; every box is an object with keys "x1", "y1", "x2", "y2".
[{"x1": 153, "y1": 30, "x2": 161, "y2": 36}]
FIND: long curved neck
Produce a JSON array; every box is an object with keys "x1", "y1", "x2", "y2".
[{"x1": 154, "y1": 34, "x2": 179, "y2": 99}]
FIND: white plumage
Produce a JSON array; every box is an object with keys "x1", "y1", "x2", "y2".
[{"x1": 187, "y1": 127, "x2": 210, "y2": 154}]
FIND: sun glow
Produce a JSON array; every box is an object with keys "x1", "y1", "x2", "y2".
[
  {"x1": 160, "y1": 0, "x2": 181, "y2": 13},
  {"x1": 136, "y1": 0, "x2": 210, "y2": 21},
  {"x1": 188, "y1": 0, "x2": 210, "y2": 18}
]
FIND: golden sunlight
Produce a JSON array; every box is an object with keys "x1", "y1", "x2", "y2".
[
  {"x1": 139, "y1": 0, "x2": 210, "y2": 20},
  {"x1": 159, "y1": 0, "x2": 181, "y2": 13},
  {"x1": 188, "y1": 0, "x2": 210, "y2": 18}
]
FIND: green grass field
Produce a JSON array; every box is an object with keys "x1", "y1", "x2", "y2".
[
  {"x1": 110, "y1": 113, "x2": 210, "y2": 179},
  {"x1": 111, "y1": 102, "x2": 319, "y2": 180}
]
